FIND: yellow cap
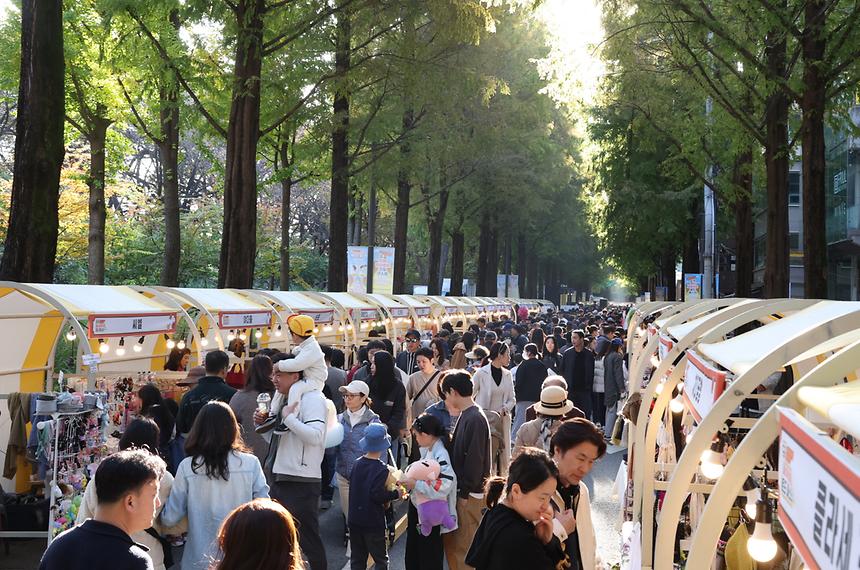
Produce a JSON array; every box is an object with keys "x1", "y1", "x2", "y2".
[{"x1": 287, "y1": 314, "x2": 315, "y2": 337}]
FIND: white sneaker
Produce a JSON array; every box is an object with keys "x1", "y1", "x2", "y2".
[{"x1": 345, "y1": 543, "x2": 351, "y2": 559}]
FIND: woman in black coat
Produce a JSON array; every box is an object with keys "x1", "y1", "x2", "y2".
[{"x1": 368, "y1": 350, "x2": 407, "y2": 453}]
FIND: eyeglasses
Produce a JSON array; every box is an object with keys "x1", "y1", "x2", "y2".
[{"x1": 406, "y1": 338, "x2": 419, "y2": 343}]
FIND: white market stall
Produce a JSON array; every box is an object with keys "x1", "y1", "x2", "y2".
[
  {"x1": 247, "y1": 290, "x2": 342, "y2": 351},
  {"x1": 311, "y1": 292, "x2": 386, "y2": 356},
  {"x1": 646, "y1": 300, "x2": 860, "y2": 570},
  {"x1": 392, "y1": 295, "x2": 435, "y2": 337}
]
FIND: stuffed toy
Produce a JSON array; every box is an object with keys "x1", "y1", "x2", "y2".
[{"x1": 404, "y1": 458, "x2": 455, "y2": 536}]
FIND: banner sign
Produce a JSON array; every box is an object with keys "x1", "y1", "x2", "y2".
[
  {"x1": 445, "y1": 306, "x2": 458, "y2": 314},
  {"x1": 347, "y1": 246, "x2": 369, "y2": 294},
  {"x1": 302, "y1": 309, "x2": 335, "y2": 324},
  {"x1": 88, "y1": 312, "x2": 177, "y2": 338},
  {"x1": 414, "y1": 307, "x2": 431, "y2": 317},
  {"x1": 218, "y1": 311, "x2": 272, "y2": 329},
  {"x1": 390, "y1": 307, "x2": 410, "y2": 318},
  {"x1": 778, "y1": 407, "x2": 860, "y2": 570},
  {"x1": 659, "y1": 335, "x2": 674, "y2": 361},
  {"x1": 682, "y1": 350, "x2": 727, "y2": 422},
  {"x1": 352, "y1": 308, "x2": 377, "y2": 322},
  {"x1": 372, "y1": 247, "x2": 395, "y2": 295},
  {"x1": 684, "y1": 274, "x2": 703, "y2": 301}
]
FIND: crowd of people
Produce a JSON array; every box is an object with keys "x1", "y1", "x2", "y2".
[{"x1": 40, "y1": 303, "x2": 631, "y2": 570}]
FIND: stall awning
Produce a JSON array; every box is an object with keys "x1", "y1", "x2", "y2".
[
  {"x1": 254, "y1": 291, "x2": 338, "y2": 324},
  {"x1": 162, "y1": 288, "x2": 273, "y2": 329},
  {"x1": 393, "y1": 295, "x2": 433, "y2": 317},
  {"x1": 698, "y1": 301, "x2": 860, "y2": 376},
  {"x1": 665, "y1": 299, "x2": 761, "y2": 342},
  {"x1": 797, "y1": 381, "x2": 860, "y2": 438},
  {"x1": 26, "y1": 284, "x2": 174, "y2": 318},
  {"x1": 363, "y1": 294, "x2": 411, "y2": 319},
  {"x1": 316, "y1": 292, "x2": 380, "y2": 321}
]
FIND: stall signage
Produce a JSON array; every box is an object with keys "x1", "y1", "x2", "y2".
[
  {"x1": 445, "y1": 306, "x2": 458, "y2": 314},
  {"x1": 303, "y1": 310, "x2": 334, "y2": 324},
  {"x1": 681, "y1": 350, "x2": 726, "y2": 422},
  {"x1": 659, "y1": 335, "x2": 674, "y2": 361},
  {"x1": 88, "y1": 312, "x2": 177, "y2": 338},
  {"x1": 81, "y1": 353, "x2": 101, "y2": 366},
  {"x1": 778, "y1": 407, "x2": 860, "y2": 570},
  {"x1": 352, "y1": 308, "x2": 377, "y2": 321},
  {"x1": 415, "y1": 307, "x2": 431, "y2": 317},
  {"x1": 218, "y1": 310, "x2": 272, "y2": 329},
  {"x1": 390, "y1": 308, "x2": 410, "y2": 318}
]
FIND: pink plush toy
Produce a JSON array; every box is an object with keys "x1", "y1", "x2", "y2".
[{"x1": 404, "y1": 458, "x2": 455, "y2": 536}]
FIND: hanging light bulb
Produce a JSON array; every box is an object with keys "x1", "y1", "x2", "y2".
[
  {"x1": 323, "y1": 325, "x2": 333, "y2": 332},
  {"x1": 165, "y1": 333, "x2": 176, "y2": 349},
  {"x1": 133, "y1": 336, "x2": 144, "y2": 353},
  {"x1": 747, "y1": 490, "x2": 777, "y2": 562},
  {"x1": 743, "y1": 478, "x2": 759, "y2": 519},
  {"x1": 115, "y1": 338, "x2": 126, "y2": 357},
  {"x1": 98, "y1": 339, "x2": 110, "y2": 354},
  {"x1": 346, "y1": 323, "x2": 354, "y2": 331},
  {"x1": 676, "y1": 381, "x2": 685, "y2": 392},
  {"x1": 200, "y1": 337, "x2": 209, "y2": 347},
  {"x1": 238, "y1": 330, "x2": 247, "y2": 341},
  {"x1": 177, "y1": 339, "x2": 186, "y2": 350},
  {"x1": 699, "y1": 440, "x2": 725, "y2": 480},
  {"x1": 65, "y1": 329, "x2": 77, "y2": 342},
  {"x1": 650, "y1": 354, "x2": 660, "y2": 368},
  {"x1": 255, "y1": 329, "x2": 263, "y2": 339},
  {"x1": 313, "y1": 327, "x2": 319, "y2": 334},
  {"x1": 669, "y1": 393, "x2": 685, "y2": 414},
  {"x1": 227, "y1": 330, "x2": 236, "y2": 342},
  {"x1": 274, "y1": 325, "x2": 283, "y2": 338},
  {"x1": 654, "y1": 380, "x2": 665, "y2": 396}
]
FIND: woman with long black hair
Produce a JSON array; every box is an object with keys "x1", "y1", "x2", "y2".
[
  {"x1": 368, "y1": 350, "x2": 407, "y2": 462},
  {"x1": 229, "y1": 354, "x2": 276, "y2": 464},
  {"x1": 161, "y1": 401, "x2": 269, "y2": 570},
  {"x1": 136, "y1": 383, "x2": 175, "y2": 467}
]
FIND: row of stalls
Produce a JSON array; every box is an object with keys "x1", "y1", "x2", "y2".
[
  {"x1": 0, "y1": 284, "x2": 555, "y2": 499},
  {"x1": 623, "y1": 298, "x2": 860, "y2": 570}
]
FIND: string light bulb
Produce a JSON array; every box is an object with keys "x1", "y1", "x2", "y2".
[
  {"x1": 98, "y1": 339, "x2": 110, "y2": 354},
  {"x1": 654, "y1": 380, "x2": 665, "y2": 396},
  {"x1": 255, "y1": 329, "x2": 263, "y2": 339},
  {"x1": 274, "y1": 326, "x2": 283, "y2": 338},
  {"x1": 65, "y1": 329, "x2": 77, "y2": 342},
  {"x1": 669, "y1": 393, "x2": 685, "y2": 414},
  {"x1": 200, "y1": 337, "x2": 209, "y2": 347},
  {"x1": 238, "y1": 330, "x2": 247, "y2": 342},
  {"x1": 743, "y1": 477, "x2": 759, "y2": 519},
  {"x1": 177, "y1": 340, "x2": 186, "y2": 350},
  {"x1": 699, "y1": 440, "x2": 725, "y2": 480},
  {"x1": 165, "y1": 334, "x2": 176, "y2": 350},
  {"x1": 115, "y1": 337, "x2": 126, "y2": 357},
  {"x1": 747, "y1": 489, "x2": 777, "y2": 562},
  {"x1": 133, "y1": 336, "x2": 144, "y2": 353},
  {"x1": 227, "y1": 330, "x2": 236, "y2": 342}
]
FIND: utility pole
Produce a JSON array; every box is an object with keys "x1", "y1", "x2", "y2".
[{"x1": 702, "y1": 70, "x2": 716, "y2": 298}]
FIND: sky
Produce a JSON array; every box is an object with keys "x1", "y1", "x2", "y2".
[{"x1": 534, "y1": 0, "x2": 607, "y2": 109}]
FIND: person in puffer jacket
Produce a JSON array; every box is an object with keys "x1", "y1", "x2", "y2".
[{"x1": 335, "y1": 380, "x2": 381, "y2": 527}]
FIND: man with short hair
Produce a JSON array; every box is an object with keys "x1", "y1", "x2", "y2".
[
  {"x1": 256, "y1": 351, "x2": 328, "y2": 570},
  {"x1": 440, "y1": 370, "x2": 491, "y2": 570},
  {"x1": 395, "y1": 329, "x2": 422, "y2": 375},
  {"x1": 547, "y1": 419, "x2": 606, "y2": 570},
  {"x1": 40, "y1": 450, "x2": 166, "y2": 570},
  {"x1": 175, "y1": 350, "x2": 236, "y2": 435},
  {"x1": 510, "y1": 324, "x2": 528, "y2": 354},
  {"x1": 481, "y1": 330, "x2": 497, "y2": 350},
  {"x1": 561, "y1": 330, "x2": 595, "y2": 418}
]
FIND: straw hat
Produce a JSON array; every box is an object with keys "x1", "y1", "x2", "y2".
[
  {"x1": 533, "y1": 386, "x2": 574, "y2": 417},
  {"x1": 465, "y1": 345, "x2": 489, "y2": 361}
]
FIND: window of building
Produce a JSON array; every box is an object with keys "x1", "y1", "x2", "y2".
[
  {"x1": 789, "y1": 232, "x2": 801, "y2": 251},
  {"x1": 788, "y1": 171, "x2": 801, "y2": 205}
]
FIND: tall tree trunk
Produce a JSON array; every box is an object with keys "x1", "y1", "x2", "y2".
[
  {"x1": 527, "y1": 249, "x2": 538, "y2": 298},
  {"x1": 393, "y1": 108, "x2": 414, "y2": 294},
  {"x1": 219, "y1": 0, "x2": 264, "y2": 289},
  {"x1": 763, "y1": 22, "x2": 790, "y2": 298},
  {"x1": 426, "y1": 192, "x2": 449, "y2": 295},
  {"x1": 328, "y1": 0, "x2": 351, "y2": 291},
  {"x1": 159, "y1": 78, "x2": 181, "y2": 286},
  {"x1": 476, "y1": 220, "x2": 490, "y2": 295},
  {"x1": 682, "y1": 195, "x2": 701, "y2": 278},
  {"x1": 661, "y1": 250, "x2": 676, "y2": 301},
  {"x1": 800, "y1": 0, "x2": 827, "y2": 298},
  {"x1": 517, "y1": 231, "x2": 527, "y2": 297},
  {"x1": 450, "y1": 229, "x2": 464, "y2": 295},
  {"x1": 159, "y1": 10, "x2": 182, "y2": 287},
  {"x1": 0, "y1": 0, "x2": 64, "y2": 282},
  {"x1": 87, "y1": 116, "x2": 110, "y2": 285},
  {"x1": 485, "y1": 219, "x2": 498, "y2": 296},
  {"x1": 733, "y1": 150, "x2": 754, "y2": 297},
  {"x1": 278, "y1": 133, "x2": 293, "y2": 291}
]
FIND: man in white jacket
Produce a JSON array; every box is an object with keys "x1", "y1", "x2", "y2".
[
  {"x1": 548, "y1": 418, "x2": 607, "y2": 570},
  {"x1": 256, "y1": 314, "x2": 329, "y2": 570}
]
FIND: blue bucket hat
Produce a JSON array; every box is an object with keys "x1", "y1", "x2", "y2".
[
  {"x1": 360, "y1": 423, "x2": 391, "y2": 453},
  {"x1": 611, "y1": 337, "x2": 623, "y2": 346}
]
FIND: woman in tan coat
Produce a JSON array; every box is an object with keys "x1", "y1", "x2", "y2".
[{"x1": 513, "y1": 386, "x2": 574, "y2": 457}]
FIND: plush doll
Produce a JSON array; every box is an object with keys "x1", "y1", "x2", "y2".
[{"x1": 404, "y1": 458, "x2": 456, "y2": 536}]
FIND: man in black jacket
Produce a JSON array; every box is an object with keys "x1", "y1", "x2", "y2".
[
  {"x1": 175, "y1": 350, "x2": 236, "y2": 435},
  {"x1": 561, "y1": 330, "x2": 595, "y2": 419},
  {"x1": 440, "y1": 370, "x2": 491, "y2": 570},
  {"x1": 395, "y1": 329, "x2": 422, "y2": 375},
  {"x1": 40, "y1": 450, "x2": 166, "y2": 570}
]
